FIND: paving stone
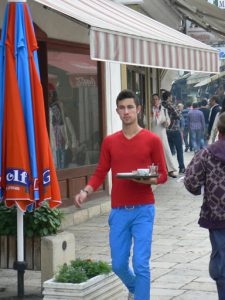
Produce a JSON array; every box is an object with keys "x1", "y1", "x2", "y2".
[
  {"x1": 151, "y1": 287, "x2": 185, "y2": 297},
  {"x1": 182, "y1": 281, "x2": 217, "y2": 292},
  {"x1": 151, "y1": 261, "x2": 178, "y2": 269},
  {"x1": 172, "y1": 290, "x2": 217, "y2": 300},
  {"x1": 153, "y1": 273, "x2": 198, "y2": 285}
]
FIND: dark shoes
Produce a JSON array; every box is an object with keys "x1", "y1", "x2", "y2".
[
  {"x1": 179, "y1": 168, "x2": 186, "y2": 174},
  {"x1": 168, "y1": 171, "x2": 177, "y2": 178}
]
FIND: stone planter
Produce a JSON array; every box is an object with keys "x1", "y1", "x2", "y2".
[{"x1": 43, "y1": 272, "x2": 124, "y2": 300}]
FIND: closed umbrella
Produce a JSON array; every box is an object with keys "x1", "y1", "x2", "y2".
[{"x1": 0, "y1": 0, "x2": 61, "y2": 297}]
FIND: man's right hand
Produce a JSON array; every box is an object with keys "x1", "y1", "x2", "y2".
[{"x1": 74, "y1": 191, "x2": 88, "y2": 208}]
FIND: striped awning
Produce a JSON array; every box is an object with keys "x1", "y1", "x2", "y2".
[{"x1": 35, "y1": 0, "x2": 219, "y2": 73}]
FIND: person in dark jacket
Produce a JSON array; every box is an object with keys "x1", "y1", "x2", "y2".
[
  {"x1": 199, "y1": 98, "x2": 210, "y2": 147},
  {"x1": 184, "y1": 112, "x2": 225, "y2": 300},
  {"x1": 162, "y1": 91, "x2": 185, "y2": 173},
  {"x1": 208, "y1": 95, "x2": 221, "y2": 139}
]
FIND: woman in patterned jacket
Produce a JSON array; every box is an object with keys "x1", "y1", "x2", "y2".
[{"x1": 184, "y1": 112, "x2": 225, "y2": 300}]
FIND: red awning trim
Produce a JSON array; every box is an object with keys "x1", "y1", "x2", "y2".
[{"x1": 90, "y1": 29, "x2": 219, "y2": 73}]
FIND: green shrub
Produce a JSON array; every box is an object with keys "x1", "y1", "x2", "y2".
[
  {"x1": 0, "y1": 202, "x2": 63, "y2": 237},
  {"x1": 55, "y1": 264, "x2": 88, "y2": 283},
  {"x1": 55, "y1": 259, "x2": 112, "y2": 284}
]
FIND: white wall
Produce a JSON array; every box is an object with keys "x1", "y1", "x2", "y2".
[
  {"x1": 105, "y1": 62, "x2": 122, "y2": 135},
  {"x1": 105, "y1": 62, "x2": 122, "y2": 193}
]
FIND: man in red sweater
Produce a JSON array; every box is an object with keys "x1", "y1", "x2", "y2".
[{"x1": 74, "y1": 90, "x2": 167, "y2": 300}]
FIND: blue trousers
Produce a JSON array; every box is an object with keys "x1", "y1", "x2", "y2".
[
  {"x1": 189, "y1": 129, "x2": 204, "y2": 152},
  {"x1": 166, "y1": 130, "x2": 185, "y2": 170},
  {"x1": 108, "y1": 204, "x2": 155, "y2": 300},
  {"x1": 209, "y1": 229, "x2": 225, "y2": 300}
]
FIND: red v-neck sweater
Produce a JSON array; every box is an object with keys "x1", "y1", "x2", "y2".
[{"x1": 88, "y1": 129, "x2": 167, "y2": 207}]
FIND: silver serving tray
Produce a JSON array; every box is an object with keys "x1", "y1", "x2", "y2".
[{"x1": 116, "y1": 172, "x2": 159, "y2": 179}]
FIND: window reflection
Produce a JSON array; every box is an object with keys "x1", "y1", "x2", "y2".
[
  {"x1": 127, "y1": 67, "x2": 146, "y2": 127},
  {"x1": 48, "y1": 51, "x2": 100, "y2": 169}
]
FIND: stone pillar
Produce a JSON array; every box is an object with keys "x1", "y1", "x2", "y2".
[{"x1": 41, "y1": 231, "x2": 75, "y2": 284}]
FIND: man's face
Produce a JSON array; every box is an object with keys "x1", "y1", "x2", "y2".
[
  {"x1": 177, "y1": 104, "x2": 184, "y2": 111},
  {"x1": 209, "y1": 98, "x2": 215, "y2": 107},
  {"x1": 153, "y1": 95, "x2": 160, "y2": 107},
  {"x1": 116, "y1": 98, "x2": 140, "y2": 126}
]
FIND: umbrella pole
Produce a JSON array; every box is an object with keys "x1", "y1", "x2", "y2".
[{"x1": 13, "y1": 208, "x2": 27, "y2": 298}]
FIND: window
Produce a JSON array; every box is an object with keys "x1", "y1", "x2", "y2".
[
  {"x1": 48, "y1": 51, "x2": 101, "y2": 169},
  {"x1": 127, "y1": 67, "x2": 146, "y2": 127}
]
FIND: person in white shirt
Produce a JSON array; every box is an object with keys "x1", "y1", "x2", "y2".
[{"x1": 151, "y1": 94, "x2": 177, "y2": 178}]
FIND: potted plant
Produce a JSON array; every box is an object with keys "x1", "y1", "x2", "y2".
[
  {"x1": 0, "y1": 202, "x2": 64, "y2": 270},
  {"x1": 43, "y1": 258, "x2": 124, "y2": 300}
]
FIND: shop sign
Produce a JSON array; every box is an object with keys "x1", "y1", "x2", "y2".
[
  {"x1": 69, "y1": 75, "x2": 97, "y2": 88},
  {"x1": 218, "y1": 0, "x2": 225, "y2": 8},
  {"x1": 217, "y1": 47, "x2": 225, "y2": 59},
  {"x1": 208, "y1": 0, "x2": 225, "y2": 8}
]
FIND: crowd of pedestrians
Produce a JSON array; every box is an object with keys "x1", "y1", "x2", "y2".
[
  {"x1": 151, "y1": 91, "x2": 225, "y2": 300},
  {"x1": 150, "y1": 91, "x2": 224, "y2": 179}
]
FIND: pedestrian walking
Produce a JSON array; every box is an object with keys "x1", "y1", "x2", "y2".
[
  {"x1": 208, "y1": 95, "x2": 221, "y2": 140},
  {"x1": 162, "y1": 91, "x2": 186, "y2": 174},
  {"x1": 199, "y1": 98, "x2": 210, "y2": 147},
  {"x1": 187, "y1": 102, "x2": 205, "y2": 153},
  {"x1": 184, "y1": 112, "x2": 225, "y2": 300},
  {"x1": 74, "y1": 89, "x2": 167, "y2": 300},
  {"x1": 180, "y1": 101, "x2": 193, "y2": 152},
  {"x1": 209, "y1": 97, "x2": 225, "y2": 144},
  {"x1": 151, "y1": 93, "x2": 177, "y2": 178}
]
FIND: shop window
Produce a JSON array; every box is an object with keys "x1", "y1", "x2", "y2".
[
  {"x1": 127, "y1": 67, "x2": 146, "y2": 127},
  {"x1": 47, "y1": 51, "x2": 100, "y2": 169}
]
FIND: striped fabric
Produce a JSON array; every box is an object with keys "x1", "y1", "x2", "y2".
[
  {"x1": 35, "y1": 0, "x2": 219, "y2": 73},
  {"x1": 90, "y1": 29, "x2": 218, "y2": 72}
]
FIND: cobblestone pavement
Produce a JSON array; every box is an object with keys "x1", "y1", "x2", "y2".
[{"x1": 0, "y1": 151, "x2": 218, "y2": 299}]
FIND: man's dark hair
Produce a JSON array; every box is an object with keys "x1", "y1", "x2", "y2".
[
  {"x1": 152, "y1": 93, "x2": 159, "y2": 98},
  {"x1": 192, "y1": 102, "x2": 199, "y2": 109},
  {"x1": 116, "y1": 89, "x2": 140, "y2": 106},
  {"x1": 201, "y1": 99, "x2": 208, "y2": 107},
  {"x1": 217, "y1": 112, "x2": 225, "y2": 135},
  {"x1": 210, "y1": 95, "x2": 219, "y2": 103},
  {"x1": 185, "y1": 101, "x2": 192, "y2": 108},
  {"x1": 162, "y1": 91, "x2": 171, "y2": 101}
]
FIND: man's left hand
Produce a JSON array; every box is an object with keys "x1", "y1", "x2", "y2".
[{"x1": 131, "y1": 178, "x2": 157, "y2": 185}]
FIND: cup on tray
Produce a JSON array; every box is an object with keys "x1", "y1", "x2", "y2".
[
  {"x1": 149, "y1": 164, "x2": 158, "y2": 175},
  {"x1": 136, "y1": 169, "x2": 150, "y2": 176}
]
